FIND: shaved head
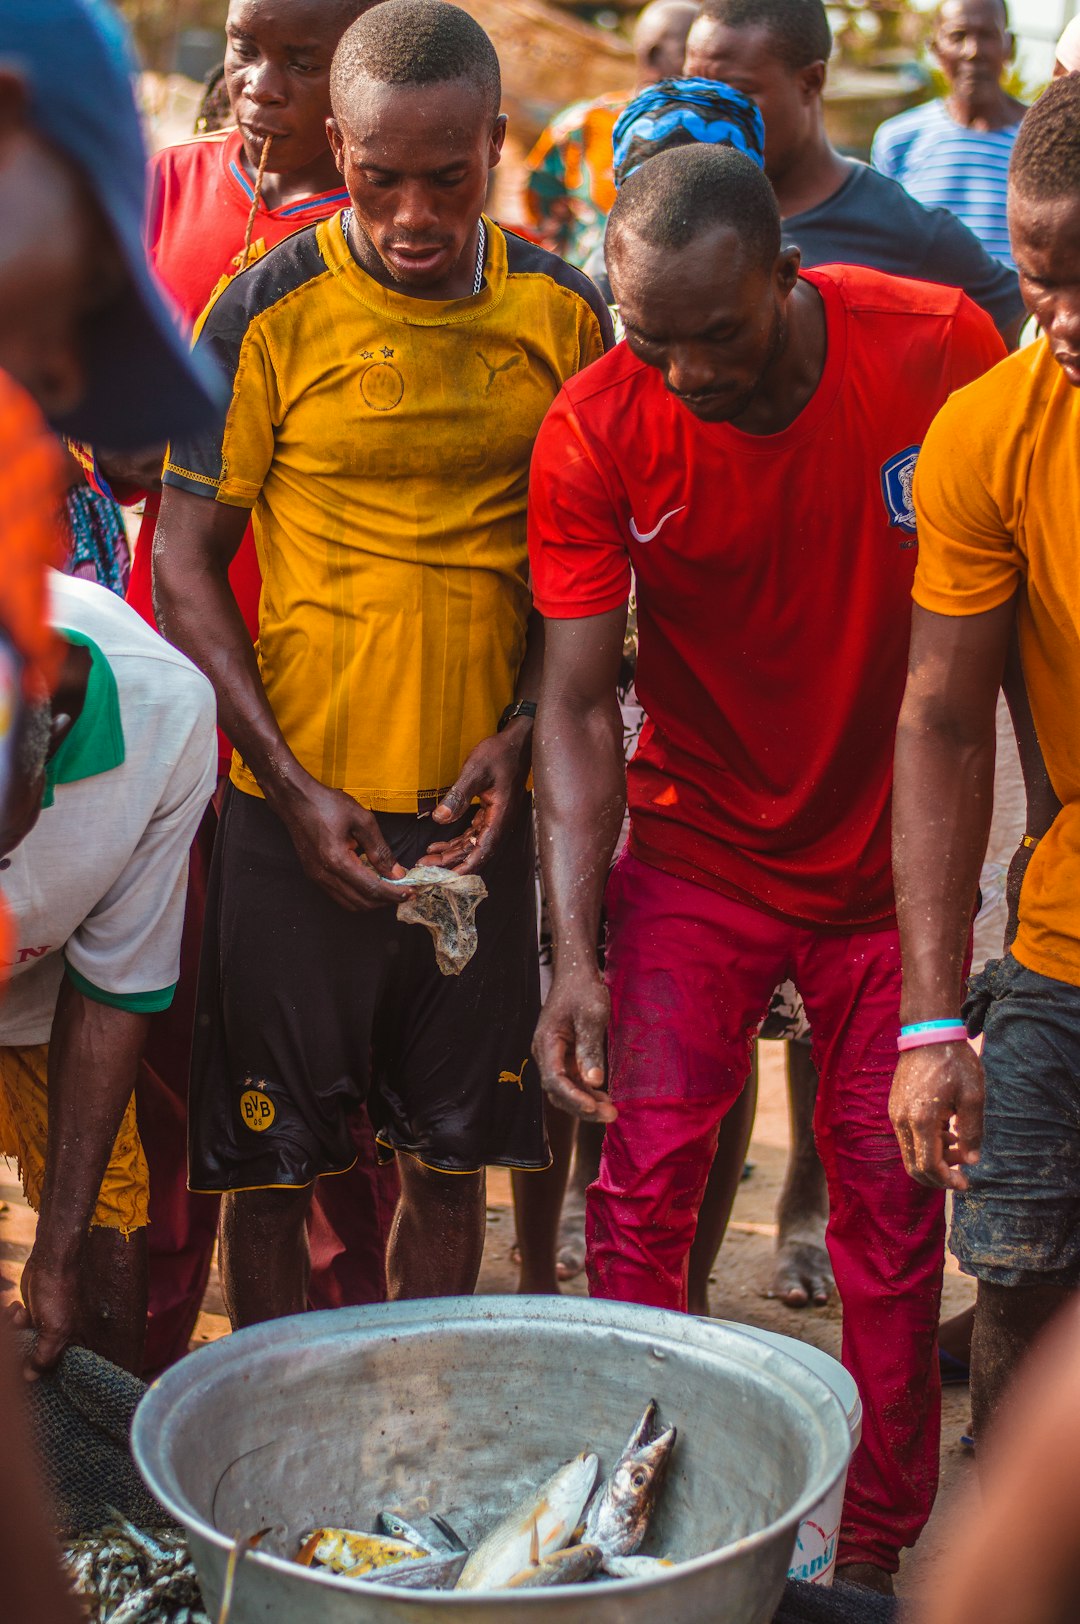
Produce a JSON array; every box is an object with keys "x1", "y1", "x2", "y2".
[{"x1": 330, "y1": 0, "x2": 501, "y2": 122}]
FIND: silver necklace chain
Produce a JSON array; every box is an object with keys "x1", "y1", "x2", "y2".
[{"x1": 341, "y1": 209, "x2": 486, "y2": 296}]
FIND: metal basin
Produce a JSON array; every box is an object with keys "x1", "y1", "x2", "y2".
[{"x1": 133, "y1": 1297, "x2": 851, "y2": 1624}]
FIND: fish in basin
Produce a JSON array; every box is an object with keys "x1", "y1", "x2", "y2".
[
  {"x1": 583, "y1": 1398, "x2": 677, "y2": 1565},
  {"x1": 454, "y1": 1451, "x2": 599, "y2": 1591}
]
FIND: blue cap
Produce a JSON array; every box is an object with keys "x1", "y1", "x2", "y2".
[
  {"x1": 0, "y1": 0, "x2": 223, "y2": 449},
  {"x1": 613, "y1": 78, "x2": 766, "y2": 190}
]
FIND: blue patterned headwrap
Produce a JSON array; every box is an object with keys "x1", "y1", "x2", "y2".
[{"x1": 612, "y1": 77, "x2": 766, "y2": 188}]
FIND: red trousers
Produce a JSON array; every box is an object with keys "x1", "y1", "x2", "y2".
[
  {"x1": 135, "y1": 807, "x2": 398, "y2": 1378},
  {"x1": 589, "y1": 851, "x2": 944, "y2": 1574}
]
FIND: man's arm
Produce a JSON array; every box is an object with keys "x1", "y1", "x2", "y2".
[
  {"x1": 1001, "y1": 624, "x2": 1060, "y2": 946},
  {"x1": 424, "y1": 609, "x2": 543, "y2": 876},
  {"x1": 924, "y1": 208, "x2": 1025, "y2": 348},
  {"x1": 153, "y1": 487, "x2": 405, "y2": 911},
  {"x1": 889, "y1": 598, "x2": 1014, "y2": 1188},
  {"x1": 531, "y1": 606, "x2": 627, "y2": 1123},
  {"x1": 10, "y1": 981, "x2": 147, "y2": 1373}
]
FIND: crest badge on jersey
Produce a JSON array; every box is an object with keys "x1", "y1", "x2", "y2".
[{"x1": 880, "y1": 445, "x2": 920, "y2": 546}]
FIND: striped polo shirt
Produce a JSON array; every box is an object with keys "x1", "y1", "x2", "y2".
[{"x1": 871, "y1": 98, "x2": 1022, "y2": 269}]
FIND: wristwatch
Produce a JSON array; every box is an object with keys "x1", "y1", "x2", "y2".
[{"x1": 498, "y1": 700, "x2": 537, "y2": 731}]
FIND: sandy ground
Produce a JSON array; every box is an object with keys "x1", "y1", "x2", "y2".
[{"x1": 0, "y1": 1040, "x2": 975, "y2": 1600}]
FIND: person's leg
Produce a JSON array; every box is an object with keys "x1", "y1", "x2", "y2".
[
  {"x1": 686, "y1": 1066, "x2": 757, "y2": 1317},
  {"x1": 796, "y1": 925, "x2": 943, "y2": 1583},
  {"x1": 219, "y1": 1184, "x2": 315, "y2": 1327},
  {"x1": 556, "y1": 1119, "x2": 605, "y2": 1280},
  {"x1": 188, "y1": 789, "x2": 382, "y2": 1330},
  {"x1": 971, "y1": 1280, "x2": 1071, "y2": 1443},
  {"x1": 82, "y1": 1226, "x2": 147, "y2": 1373},
  {"x1": 305, "y1": 1113, "x2": 399, "y2": 1310},
  {"x1": 136, "y1": 803, "x2": 220, "y2": 1376},
  {"x1": 587, "y1": 853, "x2": 789, "y2": 1311},
  {"x1": 387, "y1": 1158, "x2": 487, "y2": 1298},
  {"x1": 771, "y1": 1039, "x2": 833, "y2": 1308},
  {"x1": 950, "y1": 956, "x2": 1080, "y2": 1447},
  {"x1": 372, "y1": 794, "x2": 547, "y2": 1297},
  {"x1": 512, "y1": 1101, "x2": 575, "y2": 1293}
]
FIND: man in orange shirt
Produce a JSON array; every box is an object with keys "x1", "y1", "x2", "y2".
[{"x1": 891, "y1": 76, "x2": 1080, "y2": 1444}]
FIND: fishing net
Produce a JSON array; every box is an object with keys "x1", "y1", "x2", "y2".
[
  {"x1": 15, "y1": 1333, "x2": 210, "y2": 1620},
  {"x1": 394, "y1": 865, "x2": 487, "y2": 975}
]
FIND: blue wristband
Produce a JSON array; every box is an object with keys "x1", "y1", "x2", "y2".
[{"x1": 899, "y1": 1019, "x2": 965, "y2": 1036}]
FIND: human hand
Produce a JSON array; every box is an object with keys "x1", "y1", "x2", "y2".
[
  {"x1": 275, "y1": 775, "x2": 407, "y2": 911},
  {"x1": 532, "y1": 970, "x2": 617, "y2": 1122},
  {"x1": 425, "y1": 721, "x2": 531, "y2": 876},
  {"x1": 889, "y1": 1041, "x2": 984, "y2": 1190},
  {"x1": 7, "y1": 1249, "x2": 81, "y2": 1378}
]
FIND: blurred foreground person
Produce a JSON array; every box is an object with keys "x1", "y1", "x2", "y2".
[
  {"x1": 528, "y1": 144, "x2": 1001, "y2": 1589},
  {"x1": 522, "y1": 0, "x2": 699, "y2": 265},
  {"x1": 919, "y1": 1299, "x2": 1080, "y2": 1624},
  {"x1": 155, "y1": 0, "x2": 611, "y2": 1325},
  {"x1": 0, "y1": 0, "x2": 220, "y2": 1375},
  {"x1": 891, "y1": 75, "x2": 1080, "y2": 1445},
  {"x1": 1054, "y1": 15, "x2": 1080, "y2": 75}
]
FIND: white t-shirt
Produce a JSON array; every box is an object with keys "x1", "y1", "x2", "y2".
[{"x1": 0, "y1": 573, "x2": 216, "y2": 1046}]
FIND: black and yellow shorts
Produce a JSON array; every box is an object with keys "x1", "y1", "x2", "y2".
[{"x1": 188, "y1": 786, "x2": 548, "y2": 1192}]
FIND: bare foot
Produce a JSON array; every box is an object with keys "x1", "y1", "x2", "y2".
[
  {"x1": 835, "y1": 1562, "x2": 895, "y2": 1595},
  {"x1": 555, "y1": 1186, "x2": 587, "y2": 1281},
  {"x1": 767, "y1": 1225, "x2": 834, "y2": 1308}
]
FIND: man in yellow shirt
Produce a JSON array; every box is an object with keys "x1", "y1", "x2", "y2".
[
  {"x1": 154, "y1": 0, "x2": 612, "y2": 1322},
  {"x1": 891, "y1": 75, "x2": 1080, "y2": 1443}
]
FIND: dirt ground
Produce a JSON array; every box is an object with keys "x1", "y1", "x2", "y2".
[{"x1": 0, "y1": 1040, "x2": 975, "y2": 1600}]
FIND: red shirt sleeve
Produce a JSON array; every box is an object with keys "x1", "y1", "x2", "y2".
[
  {"x1": 528, "y1": 386, "x2": 631, "y2": 619},
  {"x1": 946, "y1": 291, "x2": 1007, "y2": 394}
]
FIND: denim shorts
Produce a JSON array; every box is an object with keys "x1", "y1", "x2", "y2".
[{"x1": 951, "y1": 954, "x2": 1080, "y2": 1287}]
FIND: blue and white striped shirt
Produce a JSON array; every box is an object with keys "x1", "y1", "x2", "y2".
[{"x1": 871, "y1": 99, "x2": 1022, "y2": 269}]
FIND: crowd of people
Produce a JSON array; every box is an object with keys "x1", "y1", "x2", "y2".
[{"x1": 3, "y1": 0, "x2": 1080, "y2": 1613}]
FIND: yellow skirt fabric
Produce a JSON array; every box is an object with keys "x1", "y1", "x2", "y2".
[{"x1": 0, "y1": 1043, "x2": 148, "y2": 1235}]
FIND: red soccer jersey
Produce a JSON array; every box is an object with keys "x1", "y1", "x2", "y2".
[
  {"x1": 528, "y1": 265, "x2": 1004, "y2": 927},
  {"x1": 127, "y1": 130, "x2": 349, "y2": 767}
]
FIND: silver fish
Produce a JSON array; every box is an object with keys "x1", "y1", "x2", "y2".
[
  {"x1": 455, "y1": 1451, "x2": 599, "y2": 1591},
  {"x1": 506, "y1": 1542, "x2": 603, "y2": 1589},
  {"x1": 376, "y1": 1511, "x2": 467, "y2": 1556},
  {"x1": 582, "y1": 1399, "x2": 676, "y2": 1560}
]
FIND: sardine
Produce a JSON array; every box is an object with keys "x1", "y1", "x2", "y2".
[
  {"x1": 364, "y1": 1550, "x2": 468, "y2": 1590},
  {"x1": 455, "y1": 1451, "x2": 599, "y2": 1591},
  {"x1": 604, "y1": 1553, "x2": 676, "y2": 1580},
  {"x1": 582, "y1": 1399, "x2": 676, "y2": 1559},
  {"x1": 505, "y1": 1542, "x2": 603, "y2": 1588},
  {"x1": 376, "y1": 1511, "x2": 467, "y2": 1556},
  {"x1": 294, "y1": 1528, "x2": 427, "y2": 1576}
]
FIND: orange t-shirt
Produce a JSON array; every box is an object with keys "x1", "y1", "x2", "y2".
[{"x1": 914, "y1": 335, "x2": 1080, "y2": 984}]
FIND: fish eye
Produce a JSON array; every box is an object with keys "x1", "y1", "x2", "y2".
[{"x1": 632, "y1": 1470, "x2": 648, "y2": 1488}]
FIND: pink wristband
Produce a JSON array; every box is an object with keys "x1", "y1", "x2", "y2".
[{"x1": 897, "y1": 1025, "x2": 968, "y2": 1052}]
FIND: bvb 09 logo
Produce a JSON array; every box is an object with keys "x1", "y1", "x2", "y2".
[{"x1": 240, "y1": 1088, "x2": 276, "y2": 1132}]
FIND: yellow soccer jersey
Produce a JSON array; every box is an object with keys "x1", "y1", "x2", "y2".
[{"x1": 163, "y1": 214, "x2": 612, "y2": 810}]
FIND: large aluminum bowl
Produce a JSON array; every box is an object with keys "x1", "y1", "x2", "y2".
[{"x1": 133, "y1": 1297, "x2": 851, "y2": 1624}]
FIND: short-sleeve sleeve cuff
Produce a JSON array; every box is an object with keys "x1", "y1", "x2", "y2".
[
  {"x1": 64, "y1": 960, "x2": 177, "y2": 1014},
  {"x1": 911, "y1": 576, "x2": 1018, "y2": 618},
  {"x1": 532, "y1": 582, "x2": 630, "y2": 619}
]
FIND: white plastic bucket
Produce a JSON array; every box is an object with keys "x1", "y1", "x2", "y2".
[{"x1": 717, "y1": 1322, "x2": 862, "y2": 1586}]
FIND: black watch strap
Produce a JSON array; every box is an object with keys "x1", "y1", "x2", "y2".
[{"x1": 498, "y1": 700, "x2": 537, "y2": 731}]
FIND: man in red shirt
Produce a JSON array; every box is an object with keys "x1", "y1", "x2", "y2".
[
  {"x1": 112, "y1": 0, "x2": 396, "y2": 1374},
  {"x1": 528, "y1": 144, "x2": 1002, "y2": 1588}
]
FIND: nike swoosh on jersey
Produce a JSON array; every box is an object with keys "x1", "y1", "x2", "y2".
[{"x1": 629, "y1": 505, "x2": 686, "y2": 543}]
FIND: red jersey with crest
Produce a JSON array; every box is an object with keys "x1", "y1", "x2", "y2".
[
  {"x1": 126, "y1": 131, "x2": 349, "y2": 768},
  {"x1": 528, "y1": 264, "x2": 1003, "y2": 927}
]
